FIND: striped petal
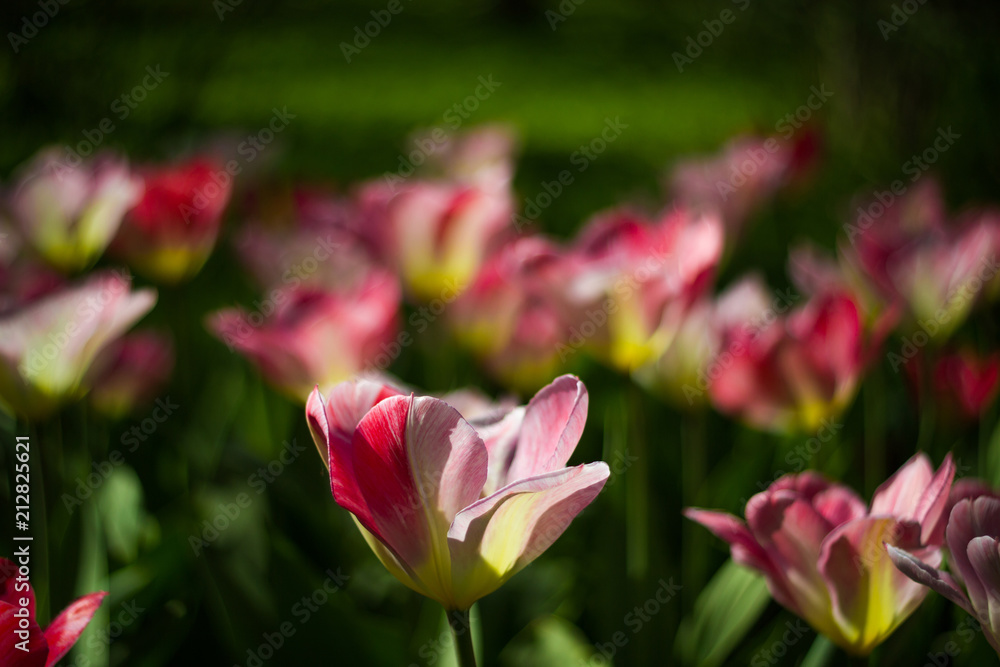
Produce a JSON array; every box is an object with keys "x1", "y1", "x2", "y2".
[
  {"x1": 506, "y1": 375, "x2": 588, "y2": 482},
  {"x1": 887, "y1": 545, "x2": 974, "y2": 616},
  {"x1": 447, "y1": 462, "x2": 609, "y2": 610},
  {"x1": 42, "y1": 592, "x2": 107, "y2": 667},
  {"x1": 351, "y1": 395, "x2": 488, "y2": 608}
]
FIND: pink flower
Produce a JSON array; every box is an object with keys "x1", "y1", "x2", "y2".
[
  {"x1": 0, "y1": 270, "x2": 157, "y2": 419},
  {"x1": 668, "y1": 132, "x2": 819, "y2": 237},
  {"x1": 687, "y1": 453, "x2": 955, "y2": 655},
  {"x1": 84, "y1": 330, "x2": 174, "y2": 418},
  {"x1": 707, "y1": 287, "x2": 876, "y2": 433},
  {"x1": 207, "y1": 271, "x2": 400, "y2": 401},
  {"x1": 567, "y1": 206, "x2": 723, "y2": 372},
  {"x1": 365, "y1": 179, "x2": 512, "y2": 301},
  {"x1": 0, "y1": 557, "x2": 106, "y2": 667},
  {"x1": 8, "y1": 148, "x2": 142, "y2": 272},
  {"x1": 889, "y1": 495, "x2": 1000, "y2": 655},
  {"x1": 112, "y1": 157, "x2": 231, "y2": 283},
  {"x1": 306, "y1": 374, "x2": 609, "y2": 610},
  {"x1": 449, "y1": 236, "x2": 581, "y2": 392}
]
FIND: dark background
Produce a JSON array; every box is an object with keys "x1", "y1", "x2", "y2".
[{"x1": 2, "y1": 0, "x2": 999, "y2": 665}]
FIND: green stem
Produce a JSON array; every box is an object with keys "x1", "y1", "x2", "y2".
[
  {"x1": 448, "y1": 609, "x2": 477, "y2": 667},
  {"x1": 625, "y1": 383, "x2": 648, "y2": 582},
  {"x1": 863, "y1": 366, "x2": 885, "y2": 497}
]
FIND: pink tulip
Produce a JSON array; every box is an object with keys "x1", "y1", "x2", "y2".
[
  {"x1": 567, "y1": 206, "x2": 723, "y2": 372},
  {"x1": 111, "y1": 157, "x2": 231, "y2": 283},
  {"x1": 363, "y1": 178, "x2": 512, "y2": 301},
  {"x1": 449, "y1": 236, "x2": 581, "y2": 391},
  {"x1": 234, "y1": 186, "x2": 376, "y2": 290},
  {"x1": 418, "y1": 124, "x2": 517, "y2": 193},
  {"x1": 708, "y1": 287, "x2": 875, "y2": 433},
  {"x1": 207, "y1": 271, "x2": 400, "y2": 401},
  {"x1": 84, "y1": 330, "x2": 174, "y2": 418},
  {"x1": 668, "y1": 132, "x2": 819, "y2": 237},
  {"x1": 889, "y1": 495, "x2": 1000, "y2": 655},
  {"x1": 306, "y1": 374, "x2": 609, "y2": 610},
  {"x1": 687, "y1": 453, "x2": 955, "y2": 655},
  {"x1": 8, "y1": 148, "x2": 142, "y2": 272},
  {"x1": 840, "y1": 179, "x2": 1000, "y2": 338},
  {"x1": 0, "y1": 557, "x2": 106, "y2": 667},
  {"x1": 0, "y1": 270, "x2": 157, "y2": 419}
]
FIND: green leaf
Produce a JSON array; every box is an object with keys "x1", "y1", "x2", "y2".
[{"x1": 676, "y1": 560, "x2": 771, "y2": 667}]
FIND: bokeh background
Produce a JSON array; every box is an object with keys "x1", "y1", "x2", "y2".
[{"x1": 2, "y1": 0, "x2": 1000, "y2": 665}]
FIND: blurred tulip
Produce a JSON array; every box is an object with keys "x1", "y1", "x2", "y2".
[
  {"x1": 8, "y1": 148, "x2": 142, "y2": 272},
  {"x1": 450, "y1": 236, "x2": 580, "y2": 392},
  {"x1": 889, "y1": 496, "x2": 1000, "y2": 655},
  {"x1": 420, "y1": 124, "x2": 517, "y2": 193},
  {"x1": 0, "y1": 557, "x2": 107, "y2": 667},
  {"x1": 688, "y1": 453, "x2": 955, "y2": 656},
  {"x1": 567, "y1": 206, "x2": 724, "y2": 372},
  {"x1": 207, "y1": 271, "x2": 400, "y2": 401},
  {"x1": 669, "y1": 132, "x2": 818, "y2": 237},
  {"x1": 367, "y1": 179, "x2": 512, "y2": 301},
  {"x1": 0, "y1": 270, "x2": 156, "y2": 419},
  {"x1": 708, "y1": 286, "x2": 879, "y2": 433},
  {"x1": 234, "y1": 186, "x2": 375, "y2": 290},
  {"x1": 840, "y1": 179, "x2": 1000, "y2": 339},
  {"x1": 904, "y1": 348, "x2": 1000, "y2": 423},
  {"x1": 112, "y1": 157, "x2": 231, "y2": 283},
  {"x1": 84, "y1": 330, "x2": 174, "y2": 418},
  {"x1": 306, "y1": 374, "x2": 609, "y2": 611}
]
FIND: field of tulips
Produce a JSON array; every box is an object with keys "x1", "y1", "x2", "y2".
[{"x1": 2, "y1": 1, "x2": 1000, "y2": 666}]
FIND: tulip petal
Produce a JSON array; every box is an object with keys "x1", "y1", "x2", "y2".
[
  {"x1": 468, "y1": 406, "x2": 525, "y2": 495},
  {"x1": 869, "y1": 453, "x2": 933, "y2": 519},
  {"x1": 813, "y1": 487, "x2": 868, "y2": 527},
  {"x1": 352, "y1": 395, "x2": 488, "y2": 607},
  {"x1": 683, "y1": 508, "x2": 800, "y2": 613},
  {"x1": 967, "y1": 536, "x2": 1000, "y2": 638},
  {"x1": 42, "y1": 592, "x2": 107, "y2": 667},
  {"x1": 913, "y1": 453, "x2": 955, "y2": 544},
  {"x1": 819, "y1": 517, "x2": 927, "y2": 655},
  {"x1": 947, "y1": 497, "x2": 1000, "y2": 615},
  {"x1": 0, "y1": 604, "x2": 47, "y2": 667},
  {"x1": 506, "y1": 375, "x2": 588, "y2": 481},
  {"x1": 447, "y1": 462, "x2": 608, "y2": 609},
  {"x1": 887, "y1": 545, "x2": 974, "y2": 616},
  {"x1": 0, "y1": 558, "x2": 35, "y2": 619}
]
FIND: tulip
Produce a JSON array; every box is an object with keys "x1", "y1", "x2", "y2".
[
  {"x1": 889, "y1": 496, "x2": 1000, "y2": 655},
  {"x1": 369, "y1": 180, "x2": 512, "y2": 301},
  {"x1": 687, "y1": 453, "x2": 955, "y2": 656},
  {"x1": 84, "y1": 330, "x2": 174, "y2": 418},
  {"x1": 707, "y1": 287, "x2": 878, "y2": 433},
  {"x1": 207, "y1": 271, "x2": 400, "y2": 401},
  {"x1": 567, "y1": 206, "x2": 723, "y2": 372},
  {"x1": 8, "y1": 148, "x2": 142, "y2": 272},
  {"x1": 0, "y1": 270, "x2": 157, "y2": 419},
  {"x1": 0, "y1": 557, "x2": 106, "y2": 667},
  {"x1": 420, "y1": 124, "x2": 517, "y2": 193},
  {"x1": 668, "y1": 132, "x2": 818, "y2": 236},
  {"x1": 111, "y1": 157, "x2": 231, "y2": 283},
  {"x1": 449, "y1": 236, "x2": 581, "y2": 392},
  {"x1": 234, "y1": 186, "x2": 376, "y2": 290},
  {"x1": 305, "y1": 374, "x2": 609, "y2": 612}
]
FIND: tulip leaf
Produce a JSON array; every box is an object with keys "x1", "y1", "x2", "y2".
[
  {"x1": 800, "y1": 635, "x2": 836, "y2": 667},
  {"x1": 675, "y1": 560, "x2": 771, "y2": 667}
]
